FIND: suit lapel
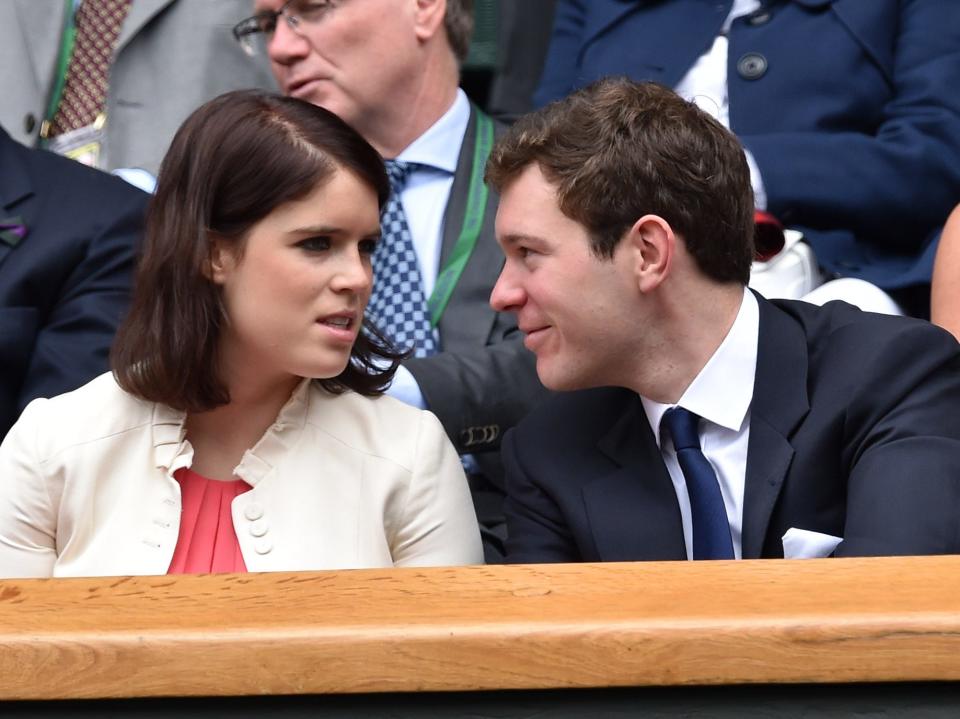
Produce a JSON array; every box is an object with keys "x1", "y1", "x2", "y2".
[
  {"x1": 115, "y1": 0, "x2": 174, "y2": 54},
  {"x1": 13, "y1": 0, "x2": 66, "y2": 100},
  {"x1": 435, "y1": 106, "x2": 502, "y2": 348},
  {"x1": 0, "y1": 132, "x2": 35, "y2": 272},
  {"x1": 740, "y1": 294, "x2": 810, "y2": 558},
  {"x1": 583, "y1": 394, "x2": 687, "y2": 561}
]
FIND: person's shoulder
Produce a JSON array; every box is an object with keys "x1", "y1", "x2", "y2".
[
  {"x1": 19, "y1": 142, "x2": 149, "y2": 205},
  {"x1": 10, "y1": 372, "x2": 155, "y2": 459},
  {"x1": 303, "y1": 387, "x2": 445, "y2": 468},
  {"x1": 771, "y1": 297, "x2": 957, "y2": 352},
  {"x1": 512, "y1": 386, "x2": 637, "y2": 443}
]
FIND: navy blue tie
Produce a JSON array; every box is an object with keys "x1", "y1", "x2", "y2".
[{"x1": 661, "y1": 407, "x2": 735, "y2": 560}]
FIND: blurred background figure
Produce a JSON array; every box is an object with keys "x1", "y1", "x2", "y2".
[
  {"x1": 931, "y1": 205, "x2": 960, "y2": 341},
  {"x1": 533, "y1": 0, "x2": 960, "y2": 317},
  {"x1": 0, "y1": 0, "x2": 275, "y2": 190},
  {"x1": 0, "y1": 91, "x2": 483, "y2": 578},
  {"x1": 0, "y1": 125, "x2": 147, "y2": 439}
]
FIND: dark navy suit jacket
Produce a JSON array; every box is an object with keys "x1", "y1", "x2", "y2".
[
  {"x1": 503, "y1": 296, "x2": 960, "y2": 562},
  {"x1": 0, "y1": 128, "x2": 147, "y2": 437},
  {"x1": 535, "y1": 0, "x2": 960, "y2": 292}
]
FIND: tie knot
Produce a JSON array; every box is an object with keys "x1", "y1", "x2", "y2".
[
  {"x1": 661, "y1": 407, "x2": 702, "y2": 452},
  {"x1": 384, "y1": 160, "x2": 420, "y2": 195}
]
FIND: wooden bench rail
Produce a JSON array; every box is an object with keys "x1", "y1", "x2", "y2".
[{"x1": 1, "y1": 556, "x2": 959, "y2": 700}]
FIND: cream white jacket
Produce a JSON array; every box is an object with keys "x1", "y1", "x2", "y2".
[{"x1": 0, "y1": 373, "x2": 483, "y2": 577}]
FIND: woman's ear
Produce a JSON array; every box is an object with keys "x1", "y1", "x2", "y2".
[
  {"x1": 626, "y1": 214, "x2": 675, "y2": 294},
  {"x1": 206, "y1": 235, "x2": 234, "y2": 284}
]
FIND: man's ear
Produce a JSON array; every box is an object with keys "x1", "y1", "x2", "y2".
[
  {"x1": 206, "y1": 235, "x2": 235, "y2": 285},
  {"x1": 413, "y1": 0, "x2": 446, "y2": 43},
  {"x1": 625, "y1": 214, "x2": 675, "y2": 294}
]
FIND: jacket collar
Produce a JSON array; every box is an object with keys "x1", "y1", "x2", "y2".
[
  {"x1": 151, "y1": 377, "x2": 313, "y2": 484},
  {"x1": 740, "y1": 292, "x2": 810, "y2": 557},
  {"x1": 585, "y1": 392, "x2": 688, "y2": 561}
]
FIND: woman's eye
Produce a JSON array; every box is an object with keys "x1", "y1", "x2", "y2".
[
  {"x1": 359, "y1": 238, "x2": 379, "y2": 255},
  {"x1": 298, "y1": 236, "x2": 330, "y2": 252}
]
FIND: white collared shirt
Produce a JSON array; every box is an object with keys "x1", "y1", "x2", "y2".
[
  {"x1": 393, "y1": 89, "x2": 471, "y2": 297},
  {"x1": 640, "y1": 288, "x2": 759, "y2": 560}
]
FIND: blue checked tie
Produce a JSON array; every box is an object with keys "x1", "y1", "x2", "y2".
[
  {"x1": 367, "y1": 160, "x2": 439, "y2": 358},
  {"x1": 661, "y1": 407, "x2": 735, "y2": 560}
]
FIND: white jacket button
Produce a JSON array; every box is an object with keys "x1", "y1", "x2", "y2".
[
  {"x1": 250, "y1": 520, "x2": 269, "y2": 537},
  {"x1": 254, "y1": 539, "x2": 273, "y2": 555},
  {"x1": 244, "y1": 502, "x2": 265, "y2": 521}
]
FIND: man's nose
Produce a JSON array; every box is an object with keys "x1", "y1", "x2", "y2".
[
  {"x1": 489, "y1": 263, "x2": 525, "y2": 313},
  {"x1": 267, "y1": 14, "x2": 311, "y2": 64}
]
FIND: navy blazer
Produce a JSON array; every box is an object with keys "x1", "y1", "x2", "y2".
[
  {"x1": 503, "y1": 296, "x2": 960, "y2": 562},
  {"x1": 535, "y1": 0, "x2": 960, "y2": 291},
  {"x1": 0, "y1": 128, "x2": 147, "y2": 437}
]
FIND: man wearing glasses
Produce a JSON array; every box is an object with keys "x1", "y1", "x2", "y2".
[{"x1": 233, "y1": 0, "x2": 545, "y2": 561}]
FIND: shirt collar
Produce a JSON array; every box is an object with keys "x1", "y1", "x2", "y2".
[
  {"x1": 642, "y1": 288, "x2": 759, "y2": 446},
  {"x1": 394, "y1": 89, "x2": 469, "y2": 174}
]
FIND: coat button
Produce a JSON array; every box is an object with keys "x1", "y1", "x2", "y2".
[
  {"x1": 254, "y1": 539, "x2": 273, "y2": 555},
  {"x1": 244, "y1": 502, "x2": 265, "y2": 521},
  {"x1": 23, "y1": 113, "x2": 37, "y2": 134},
  {"x1": 747, "y1": 10, "x2": 771, "y2": 26},
  {"x1": 249, "y1": 520, "x2": 269, "y2": 538},
  {"x1": 737, "y1": 53, "x2": 768, "y2": 80}
]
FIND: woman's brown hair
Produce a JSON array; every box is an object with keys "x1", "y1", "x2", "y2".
[{"x1": 112, "y1": 90, "x2": 400, "y2": 412}]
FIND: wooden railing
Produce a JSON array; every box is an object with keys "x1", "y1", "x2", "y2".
[{"x1": 1, "y1": 556, "x2": 959, "y2": 701}]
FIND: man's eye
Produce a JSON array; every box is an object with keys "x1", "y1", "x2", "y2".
[
  {"x1": 296, "y1": 0, "x2": 334, "y2": 19},
  {"x1": 298, "y1": 236, "x2": 330, "y2": 252}
]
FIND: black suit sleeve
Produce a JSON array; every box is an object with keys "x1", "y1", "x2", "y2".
[
  {"x1": 502, "y1": 426, "x2": 583, "y2": 563},
  {"x1": 405, "y1": 313, "x2": 544, "y2": 457},
  {"x1": 836, "y1": 322, "x2": 960, "y2": 556},
  {"x1": 16, "y1": 182, "x2": 146, "y2": 415}
]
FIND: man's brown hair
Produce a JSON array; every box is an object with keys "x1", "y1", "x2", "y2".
[
  {"x1": 445, "y1": 0, "x2": 474, "y2": 63},
  {"x1": 112, "y1": 90, "x2": 401, "y2": 413},
  {"x1": 485, "y1": 77, "x2": 755, "y2": 284}
]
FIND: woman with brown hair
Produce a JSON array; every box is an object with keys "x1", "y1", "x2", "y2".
[{"x1": 0, "y1": 91, "x2": 483, "y2": 577}]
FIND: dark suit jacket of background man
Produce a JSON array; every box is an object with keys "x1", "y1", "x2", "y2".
[
  {"x1": 504, "y1": 295, "x2": 960, "y2": 562},
  {"x1": 534, "y1": 0, "x2": 960, "y2": 302},
  {"x1": 0, "y1": 127, "x2": 147, "y2": 438}
]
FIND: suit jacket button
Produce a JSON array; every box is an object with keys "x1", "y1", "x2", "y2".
[
  {"x1": 244, "y1": 502, "x2": 265, "y2": 521},
  {"x1": 23, "y1": 113, "x2": 37, "y2": 134},
  {"x1": 254, "y1": 539, "x2": 273, "y2": 555},
  {"x1": 737, "y1": 53, "x2": 768, "y2": 80},
  {"x1": 249, "y1": 520, "x2": 269, "y2": 537}
]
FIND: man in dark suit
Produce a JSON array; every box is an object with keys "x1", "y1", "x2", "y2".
[
  {"x1": 487, "y1": 78, "x2": 960, "y2": 563},
  {"x1": 0, "y1": 126, "x2": 147, "y2": 438},
  {"x1": 234, "y1": 0, "x2": 545, "y2": 559},
  {"x1": 534, "y1": 0, "x2": 960, "y2": 315}
]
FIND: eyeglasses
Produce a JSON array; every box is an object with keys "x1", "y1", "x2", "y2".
[{"x1": 233, "y1": 0, "x2": 337, "y2": 57}]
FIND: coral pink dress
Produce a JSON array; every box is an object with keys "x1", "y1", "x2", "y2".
[{"x1": 167, "y1": 468, "x2": 251, "y2": 574}]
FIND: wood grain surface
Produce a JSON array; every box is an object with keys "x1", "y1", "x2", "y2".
[{"x1": 0, "y1": 556, "x2": 958, "y2": 700}]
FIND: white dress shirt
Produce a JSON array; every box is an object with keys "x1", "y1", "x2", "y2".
[
  {"x1": 382, "y1": 89, "x2": 471, "y2": 409},
  {"x1": 673, "y1": 0, "x2": 767, "y2": 209},
  {"x1": 640, "y1": 289, "x2": 759, "y2": 560}
]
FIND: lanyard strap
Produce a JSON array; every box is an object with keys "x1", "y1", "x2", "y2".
[
  {"x1": 41, "y1": 0, "x2": 78, "y2": 140},
  {"x1": 426, "y1": 107, "x2": 495, "y2": 328}
]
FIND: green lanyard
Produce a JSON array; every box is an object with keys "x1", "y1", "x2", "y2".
[
  {"x1": 426, "y1": 108, "x2": 495, "y2": 328},
  {"x1": 40, "y1": 0, "x2": 78, "y2": 140}
]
